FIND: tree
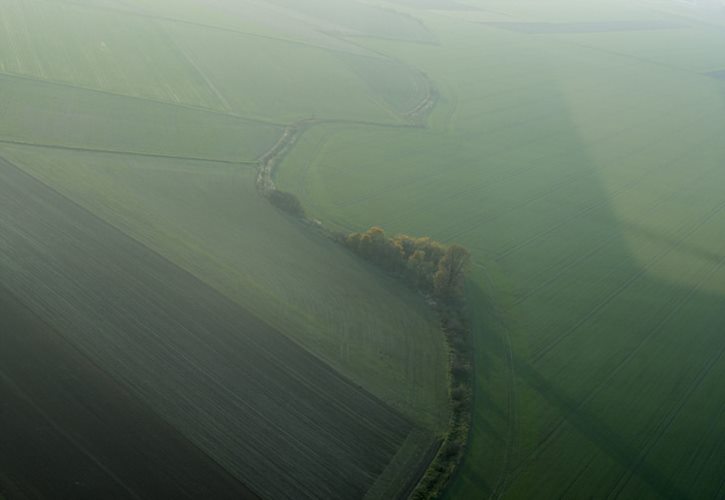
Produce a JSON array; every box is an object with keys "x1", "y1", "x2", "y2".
[
  {"x1": 407, "y1": 249, "x2": 434, "y2": 289},
  {"x1": 392, "y1": 234, "x2": 416, "y2": 260},
  {"x1": 343, "y1": 226, "x2": 470, "y2": 297},
  {"x1": 415, "y1": 237, "x2": 445, "y2": 264},
  {"x1": 433, "y1": 245, "x2": 470, "y2": 301}
]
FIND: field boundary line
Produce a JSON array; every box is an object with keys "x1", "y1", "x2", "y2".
[
  {"x1": 0, "y1": 139, "x2": 257, "y2": 166},
  {"x1": 255, "y1": 59, "x2": 440, "y2": 194},
  {"x1": 472, "y1": 262, "x2": 518, "y2": 500},
  {"x1": 498, "y1": 252, "x2": 724, "y2": 496},
  {"x1": 493, "y1": 197, "x2": 725, "y2": 491},
  {"x1": 528, "y1": 247, "x2": 722, "y2": 460},
  {"x1": 155, "y1": 21, "x2": 233, "y2": 113},
  {"x1": 606, "y1": 270, "x2": 725, "y2": 499}
]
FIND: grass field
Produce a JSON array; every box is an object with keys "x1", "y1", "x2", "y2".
[
  {"x1": 274, "y1": 1, "x2": 725, "y2": 498},
  {"x1": 0, "y1": 0, "x2": 224, "y2": 108},
  {"x1": 0, "y1": 74, "x2": 281, "y2": 162},
  {"x1": 0, "y1": 1, "x2": 451, "y2": 498},
  {"x1": 4, "y1": 0, "x2": 725, "y2": 498},
  {"x1": 160, "y1": 22, "x2": 409, "y2": 123}
]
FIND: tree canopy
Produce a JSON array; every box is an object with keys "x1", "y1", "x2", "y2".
[{"x1": 345, "y1": 227, "x2": 469, "y2": 301}]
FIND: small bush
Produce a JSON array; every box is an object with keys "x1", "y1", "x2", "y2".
[
  {"x1": 267, "y1": 190, "x2": 305, "y2": 216},
  {"x1": 451, "y1": 386, "x2": 466, "y2": 402}
]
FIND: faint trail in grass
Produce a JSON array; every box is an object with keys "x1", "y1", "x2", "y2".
[
  {"x1": 685, "y1": 397, "x2": 725, "y2": 495},
  {"x1": 606, "y1": 287, "x2": 725, "y2": 499},
  {"x1": 324, "y1": 31, "x2": 440, "y2": 123},
  {"x1": 490, "y1": 318, "x2": 517, "y2": 500},
  {"x1": 531, "y1": 199, "x2": 725, "y2": 365},
  {"x1": 473, "y1": 263, "x2": 518, "y2": 500},
  {"x1": 492, "y1": 224, "x2": 725, "y2": 498},
  {"x1": 0, "y1": 70, "x2": 285, "y2": 127},
  {"x1": 509, "y1": 198, "x2": 671, "y2": 307},
  {"x1": 156, "y1": 21, "x2": 233, "y2": 113},
  {"x1": 557, "y1": 453, "x2": 597, "y2": 499},
  {"x1": 526, "y1": 249, "x2": 723, "y2": 462}
]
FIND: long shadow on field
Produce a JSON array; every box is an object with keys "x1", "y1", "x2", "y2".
[
  {"x1": 462, "y1": 70, "x2": 725, "y2": 499},
  {"x1": 621, "y1": 220, "x2": 725, "y2": 266},
  {"x1": 513, "y1": 356, "x2": 691, "y2": 499}
]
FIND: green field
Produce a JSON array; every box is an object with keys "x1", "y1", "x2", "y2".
[
  {"x1": 0, "y1": 0, "x2": 450, "y2": 498},
  {"x1": 274, "y1": 1, "x2": 725, "y2": 498},
  {"x1": 3, "y1": 0, "x2": 725, "y2": 498},
  {"x1": 0, "y1": 74, "x2": 281, "y2": 162}
]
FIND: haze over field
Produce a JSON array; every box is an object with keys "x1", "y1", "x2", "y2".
[{"x1": 1, "y1": 0, "x2": 725, "y2": 499}]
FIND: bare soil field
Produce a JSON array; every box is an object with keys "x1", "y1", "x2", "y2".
[{"x1": 0, "y1": 285, "x2": 257, "y2": 500}]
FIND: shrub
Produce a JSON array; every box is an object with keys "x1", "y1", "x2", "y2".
[{"x1": 267, "y1": 190, "x2": 305, "y2": 216}]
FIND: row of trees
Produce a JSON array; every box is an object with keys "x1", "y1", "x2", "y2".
[
  {"x1": 344, "y1": 227, "x2": 470, "y2": 302},
  {"x1": 344, "y1": 226, "x2": 473, "y2": 498}
]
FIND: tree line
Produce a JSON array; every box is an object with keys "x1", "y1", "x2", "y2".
[
  {"x1": 343, "y1": 226, "x2": 473, "y2": 498},
  {"x1": 344, "y1": 227, "x2": 470, "y2": 303},
  {"x1": 342, "y1": 226, "x2": 473, "y2": 498}
]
